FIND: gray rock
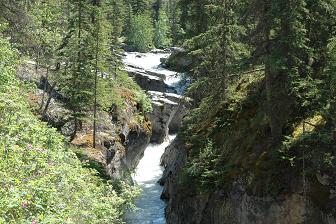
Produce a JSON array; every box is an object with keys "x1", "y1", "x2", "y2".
[
  {"x1": 163, "y1": 48, "x2": 192, "y2": 72},
  {"x1": 162, "y1": 138, "x2": 336, "y2": 224},
  {"x1": 160, "y1": 137, "x2": 187, "y2": 200},
  {"x1": 61, "y1": 120, "x2": 76, "y2": 137},
  {"x1": 148, "y1": 91, "x2": 192, "y2": 143},
  {"x1": 160, "y1": 57, "x2": 168, "y2": 64},
  {"x1": 17, "y1": 60, "x2": 152, "y2": 183},
  {"x1": 166, "y1": 189, "x2": 336, "y2": 224},
  {"x1": 33, "y1": 89, "x2": 73, "y2": 134},
  {"x1": 146, "y1": 70, "x2": 167, "y2": 80},
  {"x1": 124, "y1": 66, "x2": 166, "y2": 92},
  {"x1": 105, "y1": 124, "x2": 150, "y2": 180}
]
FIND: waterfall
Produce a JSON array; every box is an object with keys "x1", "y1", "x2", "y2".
[
  {"x1": 123, "y1": 50, "x2": 183, "y2": 224},
  {"x1": 125, "y1": 135, "x2": 176, "y2": 224}
]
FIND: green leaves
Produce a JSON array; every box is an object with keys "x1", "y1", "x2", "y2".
[
  {"x1": 0, "y1": 36, "x2": 138, "y2": 223},
  {"x1": 127, "y1": 14, "x2": 154, "y2": 52},
  {"x1": 0, "y1": 37, "x2": 18, "y2": 87},
  {"x1": 154, "y1": 10, "x2": 172, "y2": 49}
]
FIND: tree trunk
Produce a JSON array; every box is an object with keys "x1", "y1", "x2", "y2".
[
  {"x1": 70, "y1": 116, "x2": 78, "y2": 142},
  {"x1": 40, "y1": 67, "x2": 49, "y2": 111},
  {"x1": 93, "y1": 26, "x2": 99, "y2": 148},
  {"x1": 92, "y1": 0, "x2": 100, "y2": 148},
  {"x1": 42, "y1": 82, "x2": 56, "y2": 116}
]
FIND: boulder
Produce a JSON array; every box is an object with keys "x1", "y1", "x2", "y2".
[
  {"x1": 146, "y1": 70, "x2": 167, "y2": 80},
  {"x1": 148, "y1": 91, "x2": 192, "y2": 143},
  {"x1": 124, "y1": 66, "x2": 166, "y2": 92},
  {"x1": 163, "y1": 48, "x2": 192, "y2": 72}
]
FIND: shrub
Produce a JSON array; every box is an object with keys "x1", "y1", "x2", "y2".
[{"x1": 0, "y1": 36, "x2": 139, "y2": 224}]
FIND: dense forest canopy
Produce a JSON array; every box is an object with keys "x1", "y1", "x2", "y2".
[
  {"x1": 1, "y1": 0, "x2": 336, "y2": 223},
  {"x1": 176, "y1": 1, "x2": 336, "y2": 215}
]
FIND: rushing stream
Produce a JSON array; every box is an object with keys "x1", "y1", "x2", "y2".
[
  {"x1": 125, "y1": 135, "x2": 176, "y2": 224},
  {"x1": 123, "y1": 51, "x2": 182, "y2": 224}
]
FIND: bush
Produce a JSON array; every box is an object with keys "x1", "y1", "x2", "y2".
[{"x1": 0, "y1": 36, "x2": 139, "y2": 224}]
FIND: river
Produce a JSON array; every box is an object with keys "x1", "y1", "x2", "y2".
[{"x1": 123, "y1": 50, "x2": 182, "y2": 224}]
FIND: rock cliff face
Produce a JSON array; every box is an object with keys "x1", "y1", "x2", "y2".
[
  {"x1": 104, "y1": 122, "x2": 151, "y2": 180},
  {"x1": 123, "y1": 51, "x2": 192, "y2": 144},
  {"x1": 148, "y1": 91, "x2": 191, "y2": 143},
  {"x1": 159, "y1": 138, "x2": 187, "y2": 200},
  {"x1": 161, "y1": 47, "x2": 192, "y2": 72},
  {"x1": 124, "y1": 66, "x2": 167, "y2": 92},
  {"x1": 160, "y1": 137, "x2": 336, "y2": 224},
  {"x1": 17, "y1": 61, "x2": 151, "y2": 181},
  {"x1": 166, "y1": 190, "x2": 336, "y2": 224}
]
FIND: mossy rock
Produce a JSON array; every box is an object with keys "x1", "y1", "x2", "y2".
[{"x1": 163, "y1": 50, "x2": 192, "y2": 72}]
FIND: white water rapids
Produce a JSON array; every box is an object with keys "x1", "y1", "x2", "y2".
[
  {"x1": 123, "y1": 52, "x2": 181, "y2": 88},
  {"x1": 126, "y1": 135, "x2": 176, "y2": 224},
  {"x1": 123, "y1": 51, "x2": 182, "y2": 224}
]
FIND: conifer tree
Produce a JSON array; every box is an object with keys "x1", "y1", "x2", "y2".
[
  {"x1": 165, "y1": 0, "x2": 184, "y2": 44},
  {"x1": 123, "y1": 3, "x2": 134, "y2": 40},
  {"x1": 186, "y1": 0, "x2": 249, "y2": 103},
  {"x1": 326, "y1": 37, "x2": 336, "y2": 132},
  {"x1": 129, "y1": 0, "x2": 152, "y2": 15},
  {"x1": 154, "y1": 9, "x2": 171, "y2": 48},
  {"x1": 179, "y1": 0, "x2": 210, "y2": 39},
  {"x1": 127, "y1": 13, "x2": 154, "y2": 52},
  {"x1": 28, "y1": 0, "x2": 66, "y2": 113},
  {"x1": 59, "y1": 0, "x2": 97, "y2": 140},
  {"x1": 250, "y1": 0, "x2": 308, "y2": 143}
]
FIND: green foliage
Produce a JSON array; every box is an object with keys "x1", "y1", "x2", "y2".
[
  {"x1": 177, "y1": 0, "x2": 336, "y2": 202},
  {"x1": 58, "y1": 1, "x2": 97, "y2": 120},
  {"x1": 127, "y1": 14, "x2": 154, "y2": 52},
  {"x1": 186, "y1": 140, "x2": 221, "y2": 192},
  {"x1": 154, "y1": 10, "x2": 172, "y2": 48},
  {"x1": 185, "y1": 0, "x2": 250, "y2": 106},
  {"x1": 28, "y1": 0, "x2": 65, "y2": 67},
  {"x1": 128, "y1": 0, "x2": 154, "y2": 15},
  {"x1": 0, "y1": 37, "x2": 18, "y2": 86},
  {"x1": 178, "y1": 0, "x2": 210, "y2": 39},
  {"x1": 163, "y1": 0, "x2": 184, "y2": 44},
  {"x1": 107, "y1": 0, "x2": 126, "y2": 45},
  {"x1": 98, "y1": 70, "x2": 152, "y2": 113},
  {"x1": 0, "y1": 36, "x2": 139, "y2": 223}
]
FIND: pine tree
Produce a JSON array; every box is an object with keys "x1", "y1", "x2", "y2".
[
  {"x1": 27, "y1": 0, "x2": 66, "y2": 114},
  {"x1": 58, "y1": 0, "x2": 97, "y2": 140},
  {"x1": 128, "y1": 0, "x2": 152, "y2": 15},
  {"x1": 123, "y1": 3, "x2": 134, "y2": 39},
  {"x1": 165, "y1": 0, "x2": 184, "y2": 44},
  {"x1": 186, "y1": 0, "x2": 249, "y2": 103},
  {"x1": 107, "y1": 0, "x2": 125, "y2": 45},
  {"x1": 179, "y1": 0, "x2": 210, "y2": 39},
  {"x1": 250, "y1": 0, "x2": 308, "y2": 143},
  {"x1": 154, "y1": 9, "x2": 171, "y2": 48},
  {"x1": 326, "y1": 37, "x2": 336, "y2": 133},
  {"x1": 127, "y1": 13, "x2": 154, "y2": 52},
  {"x1": 301, "y1": 0, "x2": 336, "y2": 81}
]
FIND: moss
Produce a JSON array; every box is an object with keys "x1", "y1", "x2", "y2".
[
  {"x1": 72, "y1": 133, "x2": 94, "y2": 147},
  {"x1": 180, "y1": 66, "x2": 336, "y2": 209},
  {"x1": 292, "y1": 114, "x2": 326, "y2": 139},
  {"x1": 74, "y1": 148, "x2": 111, "y2": 181}
]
